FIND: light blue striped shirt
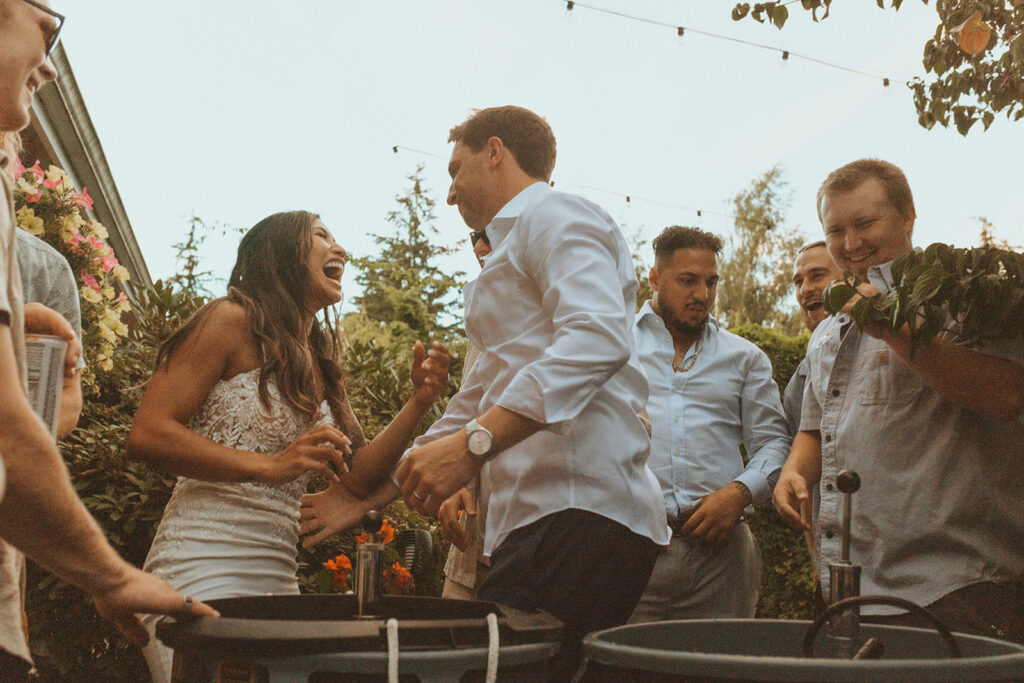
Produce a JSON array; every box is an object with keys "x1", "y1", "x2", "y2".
[{"x1": 634, "y1": 302, "x2": 791, "y2": 518}]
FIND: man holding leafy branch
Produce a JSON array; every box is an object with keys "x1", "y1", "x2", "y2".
[{"x1": 773, "y1": 158, "x2": 1024, "y2": 642}]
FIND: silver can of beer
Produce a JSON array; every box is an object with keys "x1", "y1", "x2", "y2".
[{"x1": 24, "y1": 333, "x2": 67, "y2": 439}]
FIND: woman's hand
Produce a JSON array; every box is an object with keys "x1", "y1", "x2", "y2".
[
  {"x1": 299, "y1": 481, "x2": 369, "y2": 548},
  {"x1": 261, "y1": 424, "x2": 351, "y2": 485},
  {"x1": 299, "y1": 479, "x2": 399, "y2": 548},
  {"x1": 410, "y1": 341, "x2": 450, "y2": 408}
]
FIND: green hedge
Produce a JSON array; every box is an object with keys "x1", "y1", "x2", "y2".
[{"x1": 732, "y1": 323, "x2": 814, "y2": 620}]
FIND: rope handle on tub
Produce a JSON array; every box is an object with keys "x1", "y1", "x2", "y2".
[{"x1": 384, "y1": 612, "x2": 500, "y2": 683}]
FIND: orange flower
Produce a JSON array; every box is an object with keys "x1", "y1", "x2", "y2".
[
  {"x1": 324, "y1": 554, "x2": 352, "y2": 572},
  {"x1": 324, "y1": 554, "x2": 352, "y2": 587},
  {"x1": 383, "y1": 561, "x2": 414, "y2": 594},
  {"x1": 356, "y1": 519, "x2": 395, "y2": 545}
]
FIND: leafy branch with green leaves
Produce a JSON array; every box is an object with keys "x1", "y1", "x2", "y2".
[
  {"x1": 731, "y1": 0, "x2": 1024, "y2": 135},
  {"x1": 822, "y1": 243, "x2": 1024, "y2": 355}
]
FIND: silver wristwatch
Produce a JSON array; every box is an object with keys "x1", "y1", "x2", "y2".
[{"x1": 465, "y1": 418, "x2": 496, "y2": 461}]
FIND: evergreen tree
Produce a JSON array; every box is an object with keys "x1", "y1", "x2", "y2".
[
  {"x1": 349, "y1": 166, "x2": 465, "y2": 341},
  {"x1": 716, "y1": 165, "x2": 804, "y2": 335}
]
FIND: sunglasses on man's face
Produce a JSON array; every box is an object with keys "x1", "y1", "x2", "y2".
[
  {"x1": 21, "y1": 0, "x2": 65, "y2": 57},
  {"x1": 470, "y1": 231, "x2": 490, "y2": 247}
]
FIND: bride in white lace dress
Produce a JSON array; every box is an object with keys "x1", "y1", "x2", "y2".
[{"x1": 126, "y1": 211, "x2": 449, "y2": 682}]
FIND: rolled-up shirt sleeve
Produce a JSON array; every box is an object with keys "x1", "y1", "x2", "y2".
[
  {"x1": 734, "y1": 351, "x2": 791, "y2": 503},
  {"x1": 496, "y1": 198, "x2": 633, "y2": 428},
  {"x1": 799, "y1": 373, "x2": 823, "y2": 432}
]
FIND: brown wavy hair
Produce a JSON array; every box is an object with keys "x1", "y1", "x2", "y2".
[
  {"x1": 448, "y1": 106, "x2": 557, "y2": 181},
  {"x1": 155, "y1": 211, "x2": 348, "y2": 425}
]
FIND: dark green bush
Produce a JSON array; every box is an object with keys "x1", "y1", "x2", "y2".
[{"x1": 732, "y1": 323, "x2": 814, "y2": 620}]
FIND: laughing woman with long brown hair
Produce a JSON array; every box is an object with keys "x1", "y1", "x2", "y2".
[{"x1": 127, "y1": 211, "x2": 449, "y2": 682}]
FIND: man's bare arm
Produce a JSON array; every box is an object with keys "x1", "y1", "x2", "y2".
[
  {"x1": 845, "y1": 282, "x2": 1024, "y2": 421},
  {"x1": 874, "y1": 326, "x2": 1024, "y2": 421},
  {"x1": 0, "y1": 323, "x2": 216, "y2": 643}
]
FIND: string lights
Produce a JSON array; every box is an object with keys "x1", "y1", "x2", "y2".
[
  {"x1": 562, "y1": 0, "x2": 897, "y2": 87},
  {"x1": 392, "y1": 145, "x2": 771, "y2": 229}
]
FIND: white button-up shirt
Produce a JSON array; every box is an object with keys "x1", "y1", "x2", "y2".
[
  {"x1": 403, "y1": 182, "x2": 670, "y2": 555},
  {"x1": 802, "y1": 258, "x2": 1024, "y2": 613},
  {"x1": 634, "y1": 305, "x2": 790, "y2": 517}
]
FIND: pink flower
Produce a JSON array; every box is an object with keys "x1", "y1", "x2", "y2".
[
  {"x1": 80, "y1": 271, "x2": 102, "y2": 293},
  {"x1": 99, "y1": 250, "x2": 117, "y2": 273},
  {"x1": 73, "y1": 187, "x2": 94, "y2": 211},
  {"x1": 42, "y1": 177, "x2": 63, "y2": 189},
  {"x1": 25, "y1": 192, "x2": 41, "y2": 203},
  {"x1": 65, "y1": 233, "x2": 86, "y2": 247},
  {"x1": 29, "y1": 161, "x2": 44, "y2": 179},
  {"x1": 12, "y1": 158, "x2": 25, "y2": 178}
]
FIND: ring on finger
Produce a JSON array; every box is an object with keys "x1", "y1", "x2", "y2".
[{"x1": 181, "y1": 596, "x2": 194, "y2": 615}]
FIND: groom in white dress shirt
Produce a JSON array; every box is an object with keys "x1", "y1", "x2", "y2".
[{"x1": 394, "y1": 105, "x2": 669, "y2": 679}]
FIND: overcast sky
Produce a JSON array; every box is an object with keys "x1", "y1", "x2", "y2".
[{"x1": 55, "y1": 0, "x2": 1024, "y2": 313}]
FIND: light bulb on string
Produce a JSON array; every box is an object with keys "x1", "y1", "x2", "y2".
[
  {"x1": 563, "y1": 0, "x2": 574, "y2": 24},
  {"x1": 780, "y1": 50, "x2": 789, "y2": 71},
  {"x1": 676, "y1": 26, "x2": 685, "y2": 46}
]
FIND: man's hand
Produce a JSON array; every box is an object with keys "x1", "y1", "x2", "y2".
[
  {"x1": 299, "y1": 480, "x2": 375, "y2": 548},
  {"x1": 23, "y1": 302, "x2": 80, "y2": 377},
  {"x1": 395, "y1": 431, "x2": 480, "y2": 516},
  {"x1": 92, "y1": 566, "x2": 219, "y2": 647},
  {"x1": 679, "y1": 482, "x2": 749, "y2": 546},
  {"x1": 838, "y1": 279, "x2": 890, "y2": 339},
  {"x1": 410, "y1": 341, "x2": 451, "y2": 408},
  {"x1": 773, "y1": 469, "x2": 812, "y2": 532},
  {"x1": 438, "y1": 488, "x2": 476, "y2": 551}
]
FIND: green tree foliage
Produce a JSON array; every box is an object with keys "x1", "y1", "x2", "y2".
[
  {"x1": 349, "y1": 166, "x2": 465, "y2": 342},
  {"x1": 976, "y1": 216, "x2": 1021, "y2": 250},
  {"x1": 623, "y1": 226, "x2": 654, "y2": 310},
  {"x1": 166, "y1": 215, "x2": 244, "y2": 299},
  {"x1": 717, "y1": 166, "x2": 804, "y2": 335},
  {"x1": 731, "y1": 0, "x2": 1024, "y2": 135}
]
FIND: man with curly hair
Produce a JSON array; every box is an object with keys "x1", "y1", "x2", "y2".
[{"x1": 630, "y1": 225, "x2": 790, "y2": 622}]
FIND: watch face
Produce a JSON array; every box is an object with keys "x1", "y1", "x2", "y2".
[{"x1": 468, "y1": 429, "x2": 492, "y2": 455}]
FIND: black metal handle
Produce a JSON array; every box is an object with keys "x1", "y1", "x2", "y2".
[
  {"x1": 836, "y1": 469, "x2": 860, "y2": 494},
  {"x1": 360, "y1": 510, "x2": 382, "y2": 532},
  {"x1": 802, "y1": 594, "x2": 962, "y2": 659}
]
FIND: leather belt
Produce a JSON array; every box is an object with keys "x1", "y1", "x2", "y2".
[
  {"x1": 668, "y1": 511, "x2": 749, "y2": 537},
  {"x1": 667, "y1": 514, "x2": 693, "y2": 537}
]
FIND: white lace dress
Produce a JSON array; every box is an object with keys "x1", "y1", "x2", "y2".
[{"x1": 139, "y1": 369, "x2": 360, "y2": 683}]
